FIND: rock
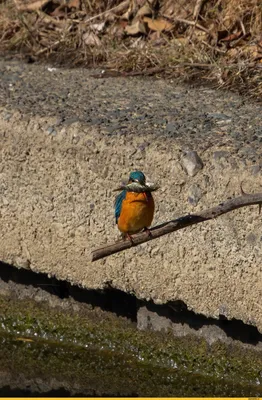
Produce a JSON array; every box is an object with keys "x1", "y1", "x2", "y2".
[
  {"x1": 46, "y1": 126, "x2": 56, "y2": 135},
  {"x1": 219, "y1": 304, "x2": 228, "y2": 316},
  {"x1": 188, "y1": 184, "x2": 202, "y2": 206},
  {"x1": 251, "y1": 165, "x2": 261, "y2": 175},
  {"x1": 13, "y1": 256, "x2": 31, "y2": 269},
  {"x1": 65, "y1": 117, "x2": 80, "y2": 125},
  {"x1": 181, "y1": 151, "x2": 203, "y2": 177},
  {"x1": 54, "y1": 117, "x2": 64, "y2": 126},
  {"x1": 166, "y1": 122, "x2": 177, "y2": 134},
  {"x1": 246, "y1": 232, "x2": 257, "y2": 245},
  {"x1": 213, "y1": 151, "x2": 229, "y2": 161},
  {"x1": 150, "y1": 246, "x2": 160, "y2": 256},
  {"x1": 3, "y1": 112, "x2": 12, "y2": 121}
]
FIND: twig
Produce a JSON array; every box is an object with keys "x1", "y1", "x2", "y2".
[
  {"x1": 82, "y1": 0, "x2": 93, "y2": 13},
  {"x1": 90, "y1": 66, "x2": 165, "y2": 78},
  {"x1": 190, "y1": 0, "x2": 207, "y2": 40},
  {"x1": 239, "y1": 19, "x2": 246, "y2": 36},
  {"x1": 36, "y1": 10, "x2": 67, "y2": 26},
  {"x1": 202, "y1": 40, "x2": 227, "y2": 54},
  {"x1": 84, "y1": 0, "x2": 129, "y2": 23},
  {"x1": 35, "y1": 40, "x2": 62, "y2": 55},
  {"x1": 168, "y1": 17, "x2": 214, "y2": 38},
  {"x1": 14, "y1": 0, "x2": 49, "y2": 11},
  {"x1": 90, "y1": 63, "x2": 213, "y2": 79},
  {"x1": 91, "y1": 192, "x2": 262, "y2": 261},
  {"x1": 193, "y1": 0, "x2": 206, "y2": 20},
  {"x1": 182, "y1": 62, "x2": 212, "y2": 68}
]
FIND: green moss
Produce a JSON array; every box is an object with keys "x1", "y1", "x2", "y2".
[{"x1": 0, "y1": 295, "x2": 262, "y2": 396}]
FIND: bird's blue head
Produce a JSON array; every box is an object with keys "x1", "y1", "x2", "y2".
[{"x1": 128, "y1": 170, "x2": 146, "y2": 185}]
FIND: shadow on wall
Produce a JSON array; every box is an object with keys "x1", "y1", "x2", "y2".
[
  {"x1": 0, "y1": 261, "x2": 261, "y2": 346},
  {"x1": 139, "y1": 300, "x2": 262, "y2": 346},
  {"x1": 0, "y1": 261, "x2": 137, "y2": 322}
]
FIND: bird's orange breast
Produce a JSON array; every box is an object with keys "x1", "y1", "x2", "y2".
[{"x1": 117, "y1": 191, "x2": 155, "y2": 234}]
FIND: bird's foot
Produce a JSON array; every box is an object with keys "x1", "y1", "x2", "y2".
[
  {"x1": 122, "y1": 232, "x2": 134, "y2": 245},
  {"x1": 126, "y1": 233, "x2": 134, "y2": 244},
  {"x1": 143, "y1": 227, "x2": 152, "y2": 238}
]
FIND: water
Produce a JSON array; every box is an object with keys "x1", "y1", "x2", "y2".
[{"x1": 0, "y1": 333, "x2": 261, "y2": 397}]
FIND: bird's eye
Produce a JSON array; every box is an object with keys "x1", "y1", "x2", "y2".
[{"x1": 130, "y1": 178, "x2": 135, "y2": 182}]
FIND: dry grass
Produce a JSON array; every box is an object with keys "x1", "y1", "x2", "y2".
[{"x1": 0, "y1": 0, "x2": 262, "y2": 98}]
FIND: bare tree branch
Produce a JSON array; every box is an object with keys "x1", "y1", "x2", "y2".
[{"x1": 91, "y1": 192, "x2": 262, "y2": 262}]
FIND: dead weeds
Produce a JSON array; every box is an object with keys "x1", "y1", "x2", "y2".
[{"x1": 0, "y1": 0, "x2": 262, "y2": 98}]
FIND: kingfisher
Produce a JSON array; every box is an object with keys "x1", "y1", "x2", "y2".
[{"x1": 114, "y1": 171, "x2": 158, "y2": 240}]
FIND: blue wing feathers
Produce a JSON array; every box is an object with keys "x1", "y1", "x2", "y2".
[{"x1": 114, "y1": 190, "x2": 126, "y2": 224}]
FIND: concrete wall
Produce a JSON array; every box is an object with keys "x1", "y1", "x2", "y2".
[{"x1": 1, "y1": 107, "x2": 262, "y2": 331}]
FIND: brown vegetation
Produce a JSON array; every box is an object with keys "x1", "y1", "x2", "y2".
[{"x1": 0, "y1": 0, "x2": 262, "y2": 97}]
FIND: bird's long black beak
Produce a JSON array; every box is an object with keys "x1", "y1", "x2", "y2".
[{"x1": 113, "y1": 186, "x2": 126, "y2": 192}]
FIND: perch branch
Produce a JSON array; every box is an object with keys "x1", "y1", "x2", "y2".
[{"x1": 91, "y1": 192, "x2": 262, "y2": 262}]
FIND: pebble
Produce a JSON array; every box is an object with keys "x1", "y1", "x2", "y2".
[
  {"x1": 165, "y1": 123, "x2": 177, "y2": 134},
  {"x1": 246, "y1": 232, "x2": 257, "y2": 245},
  {"x1": 213, "y1": 151, "x2": 229, "y2": 160},
  {"x1": 151, "y1": 246, "x2": 160, "y2": 256},
  {"x1": 3, "y1": 112, "x2": 12, "y2": 121},
  {"x1": 251, "y1": 165, "x2": 261, "y2": 175},
  {"x1": 219, "y1": 304, "x2": 228, "y2": 316},
  {"x1": 181, "y1": 151, "x2": 204, "y2": 177},
  {"x1": 54, "y1": 117, "x2": 65, "y2": 126},
  {"x1": 188, "y1": 184, "x2": 202, "y2": 206},
  {"x1": 47, "y1": 126, "x2": 56, "y2": 135}
]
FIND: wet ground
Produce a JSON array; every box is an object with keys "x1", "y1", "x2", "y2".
[
  {"x1": 0, "y1": 59, "x2": 262, "y2": 161},
  {"x1": 1, "y1": 332, "x2": 262, "y2": 397}
]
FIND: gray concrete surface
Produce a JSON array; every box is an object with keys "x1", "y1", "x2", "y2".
[{"x1": 0, "y1": 60, "x2": 262, "y2": 331}]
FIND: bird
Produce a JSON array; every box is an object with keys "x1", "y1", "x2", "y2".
[{"x1": 114, "y1": 171, "x2": 158, "y2": 241}]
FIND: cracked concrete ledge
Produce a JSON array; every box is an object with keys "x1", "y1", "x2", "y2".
[{"x1": 0, "y1": 105, "x2": 262, "y2": 333}]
